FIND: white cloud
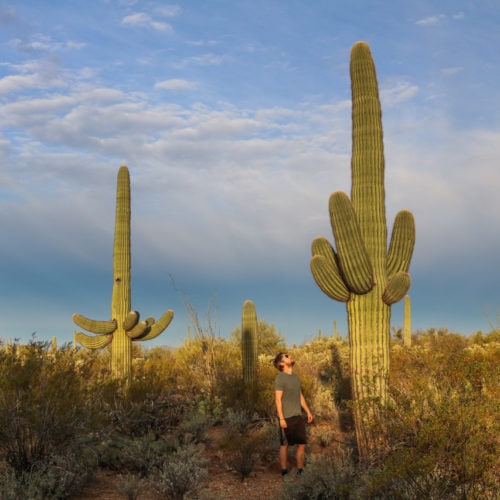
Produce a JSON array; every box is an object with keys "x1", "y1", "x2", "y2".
[
  {"x1": 155, "y1": 79, "x2": 198, "y2": 91},
  {"x1": 187, "y1": 40, "x2": 218, "y2": 47},
  {"x1": 0, "y1": 60, "x2": 67, "y2": 95},
  {"x1": 155, "y1": 5, "x2": 181, "y2": 17},
  {"x1": 380, "y1": 81, "x2": 419, "y2": 106},
  {"x1": 415, "y1": 14, "x2": 446, "y2": 26},
  {"x1": 121, "y1": 12, "x2": 173, "y2": 32},
  {"x1": 174, "y1": 52, "x2": 232, "y2": 68},
  {"x1": 122, "y1": 12, "x2": 150, "y2": 25},
  {"x1": 10, "y1": 34, "x2": 86, "y2": 53}
]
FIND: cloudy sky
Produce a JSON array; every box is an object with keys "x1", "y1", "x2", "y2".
[{"x1": 1, "y1": 0, "x2": 499, "y2": 348}]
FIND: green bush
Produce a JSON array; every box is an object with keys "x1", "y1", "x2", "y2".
[
  {"x1": 0, "y1": 326, "x2": 497, "y2": 498},
  {"x1": 373, "y1": 332, "x2": 500, "y2": 498},
  {"x1": 95, "y1": 433, "x2": 177, "y2": 476},
  {"x1": 150, "y1": 442, "x2": 208, "y2": 499},
  {"x1": 0, "y1": 339, "x2": 96, "y2": 475},
  {"x1": 0, "y1": 449, "x2": 95, "y2": 500},
  {"x1": 279, "y1": 452, "x2": 356, "y2": 499}
]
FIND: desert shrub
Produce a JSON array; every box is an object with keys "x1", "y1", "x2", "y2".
[
  {"x1": 291, "y1": 337, "x2": 350, "y2": 420},
  {"x1": 114, "y1": 473, "x2": 145, "y2": 500},
  {"x1": 0, "y1": 339, "x2": 96, "y2": 475},
  {"x1": 279, "y1": 451, "x2": 356, "y2": 499},
  {"x1": 374, "y1": 334, "x2": 500, "y2": 498},
  {"x1": 104, "y1": 385, "x2": 185, "y2": 439},
  {"x1": 218, "y1": 413, "x2": 277, "y2": 480},
  {"x1": 150, "y1": 442, "x2": 208, "y2": 499},
  {"x1": 311, "y1": 424, "x2": 337, "y2": 449},
  {"x1": 254, "y1": 353, "x2": 285, "y2": 416},
  {"x1": 227, "y1": 436, "x2": 259, "y2": 481},
  {"x1": 218, "y1": 352, "x2": 282, "y2": 418},
  {"x1": 95, "y1": 433, "x2": 177, "y2": 475},
  {"x1": 222, "y1": 407, "x2": 253, "y2": 432},
  {"x1": 172, "y1": 334, "x2": 232, "y2": 401},
  {"x1": 175, "y1": 395, "x2": 226, "y2": 444},
  {"x1": 0, "y1": 449, "x2": 95, "y2": 500}
]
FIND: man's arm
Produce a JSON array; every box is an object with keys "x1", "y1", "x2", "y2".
[
  {"x1": 300, "y1": 392, "x2": 313, "y2": 423},
  {"x1": 275, "y1": 390, "x2": 287, "y2": 428}
]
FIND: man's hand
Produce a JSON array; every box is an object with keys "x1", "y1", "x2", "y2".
[
  {"x1": 279, "y1": 418, "x2": 287, "y2": 428},
  {"x1": 306, "y1": 412, "x2": 313, "y2": 424}
]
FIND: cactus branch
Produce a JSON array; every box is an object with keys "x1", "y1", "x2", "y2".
[
  {"x1": 74, "y1": 332, "x2": 113, "y2": 349},
  {"x1": 310, "y1": 238, "x2": 350, "y2": 302},
  {"x1": 72, "y1": 314, "x2": 117, "y2": 334}
]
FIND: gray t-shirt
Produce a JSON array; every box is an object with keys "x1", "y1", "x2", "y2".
[{"x1": 275, "y1": 372, "x2": 302, "y2": 418}]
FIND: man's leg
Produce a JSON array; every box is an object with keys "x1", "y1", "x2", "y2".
[
  {"x1": 296, "y1": 444, "x2": 305, "y2": 470},
  {"x1": 280, "y1": 444, "x2": 288, "y2": 470}
]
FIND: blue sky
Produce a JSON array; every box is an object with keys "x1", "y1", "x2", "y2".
[{"x1": 1, "y1": 0, "x2": 499, "y2": 347}]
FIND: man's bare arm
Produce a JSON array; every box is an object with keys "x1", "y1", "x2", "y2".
[
  {"x1": 300, "y1": 392, "x2": 313, "y2": 423},
  {"x1": 275, "y1": 390, "x2": 287, "y2": 427}
]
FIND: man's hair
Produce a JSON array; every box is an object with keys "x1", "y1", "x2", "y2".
[{"x1": 273, "y1": 352, "x2": 286, "y2": 371}]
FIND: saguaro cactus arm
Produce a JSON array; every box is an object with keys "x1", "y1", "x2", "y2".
[
  {"x1": 387, "y1": 210, "x2": 416, "y2": 278},
  {"x1": 126, "y1": 319, "x2": 151, "y2": 339},
  {"x1": 132, "y1": 310, "x2": 174, "y2": 342},
  {"x1": 310, "y1": 237, "x2": 350, "y2": 302},
  {"x1": 72, "y1": 314, "x2": 117, "y2": 334},
  {"x1": 382, "y1": 272, "x2": 411, "y2": 305},
  {"x1": 329, "y1": 191, "x2": 373, "y2": 294},
  {"x1": 123, "y1": 311, "x2": 140, "y2": 331},
  {"x1": 74, "y1": 331, "x2": 113, "y2": 349}
]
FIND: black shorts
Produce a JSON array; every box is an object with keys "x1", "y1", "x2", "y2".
[{"x1": 279, "y1": 414, "x2": 307, "y2": 446}]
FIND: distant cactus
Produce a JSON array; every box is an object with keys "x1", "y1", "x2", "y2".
[
  {"x1": 310, "y1": 42, "x2": 415, "y2": 457},
  {"x1": 334, "y1": 320, "x2": 340, "y2": 340},
  {"x1": 404, "y1": 295, "x2": 412, "y2": 347},
  {"x1": 241, "y1": 299, "x2": 258, "y2": 408},
  {"x1": 73, "y1": 166, "x2": 174, "y2": 384}
]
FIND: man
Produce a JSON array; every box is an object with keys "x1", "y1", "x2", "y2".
[{"x1": 274, "y1": 352, "x2": 313, "y2": 478}]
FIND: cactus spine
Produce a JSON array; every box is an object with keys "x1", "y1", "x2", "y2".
[
  {"x1": 241, "y1": 299, "x2": 258, "y2": 408},
  {"x1": 73, "y1": 166, "x2": 174, "y2": 384},
  {"x1": 403, "y1": 294, "x2": 412, "y2": 347},
  {"x1": 310, "y1": 42, "x2": 415, "y2": 457}
]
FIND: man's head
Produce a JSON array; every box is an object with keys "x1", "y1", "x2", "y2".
[{"x1": 273, "y1": 352, "x2": 294, "y2": 371}]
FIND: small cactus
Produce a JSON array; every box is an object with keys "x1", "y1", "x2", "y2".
[{"x1": 73, "y1": 166, "x2": 174, "y2": 384}]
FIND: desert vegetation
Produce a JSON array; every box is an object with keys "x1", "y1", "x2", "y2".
[
  {"x1": 0, "y1": 326, "x2": 498, "y2": 499},
  {"x1": 1, "y1": 40, "x2": 498, "y2": 500}
]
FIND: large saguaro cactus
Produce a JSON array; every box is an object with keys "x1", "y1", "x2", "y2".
[
  {"x1": 73, "y1": 166, "x2": 174, "y2": 384},
  {"x1": 310, "y1": 42, "x2": 415, "y2": 457}
]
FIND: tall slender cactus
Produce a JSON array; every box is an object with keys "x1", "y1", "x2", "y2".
[
  {"x1": 310, "y1": 42, "x2": 415, "y2": 457},
  {"x1": 73, "y1": 166, "x2": 174, "y2": 384},
  {"x1": 241, "y1": 299, "x2": 258, "y2": 409}
]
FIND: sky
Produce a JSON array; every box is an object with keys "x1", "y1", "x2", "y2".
[{"x1": 1, "y1": 0, "x2": 499, "y2": 348}]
